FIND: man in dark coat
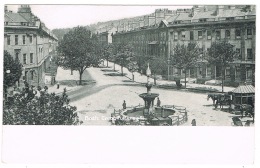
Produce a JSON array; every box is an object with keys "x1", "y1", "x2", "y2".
[{"x1": 122, "y1": 100, "x2": 126, "y2": 109}]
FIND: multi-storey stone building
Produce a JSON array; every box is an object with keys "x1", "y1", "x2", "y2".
[
  {"x1": 111, "y1": 5, "x2": 255, "y2": 86},
  {"x1": 97, "y1": 25, "x2": 117, "y2": 47},
  {"x1": 4, "y1": 5, "x2": 58, "y2": 88}
]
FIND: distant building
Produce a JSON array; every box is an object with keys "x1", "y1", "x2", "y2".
[
  {"x1": 4, "y1": 5, "x2": 58, "y2": 88},
  {"x1": 96, "y1": 24, "x2": 117, "y2": 47},
  {"x1": 112, "y1": 5, "x2": 256, "y2": 86}
]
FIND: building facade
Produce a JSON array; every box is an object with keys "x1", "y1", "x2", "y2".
[
  {"x1": 97, "y1": 25, "x2": 117, "y2": 47},
  {"x1": 4, "y1": 5, "x2": 58, "y2": 88},
  {"x1": 111, "y1": 5, "x2": 255, "y2": 86}
]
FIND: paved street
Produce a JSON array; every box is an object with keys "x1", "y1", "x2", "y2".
[{"x1": 49, "y1": 63, "x2": 251, "y2": 126}]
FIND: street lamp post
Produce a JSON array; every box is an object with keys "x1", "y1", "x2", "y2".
[{"x1": 167, "y1": 59, "x2": 170, "y2": 81}]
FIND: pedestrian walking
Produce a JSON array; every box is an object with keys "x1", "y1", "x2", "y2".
[
  {"x1": 122, "y1": 100, "x2": 126, "y2": 109},
  {"x1": 157, "y1": 97, "x2": 161, "y2": 107},
  {"x1": 57, "y1": 82, "x2": 60, "y2": 89},
  {"x1": 191, "y1": 119, "x2": 196, "y2": 126}
]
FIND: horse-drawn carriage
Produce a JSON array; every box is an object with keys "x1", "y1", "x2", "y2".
[
  {"x1": 207, "y1": 84, "x2": 255, "y2": 123},
  {"x1": 207, "y1": 92, "x2": 232, "y2": 109}
]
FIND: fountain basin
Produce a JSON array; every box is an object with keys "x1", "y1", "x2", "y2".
[{"x1": 139, "y1": 93, "x2": 159, "y2": 99}]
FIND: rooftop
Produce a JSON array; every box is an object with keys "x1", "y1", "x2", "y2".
[
  {"x1": 5, "y1": 11, "x2": 28, "y2": 23},
  {"x1": 218, "y1": 9, "x2": 246, "y2": 18},
  {"x1": 232, "y1": 85, "x2": 255, "y2": 94},
  {"x1": 192, "y1": 11, "x2": 216, "y2": 20},
  {"x1": 175, "y1": 13, "x2": 192, "y2": 21},
  {"x1": 4, "y1": 5, "x2": 58, "y2": 41}
]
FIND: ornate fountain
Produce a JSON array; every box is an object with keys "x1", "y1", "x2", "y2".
[
  {"x1": 111, "y1": 63, "x2": 188, "y2": 126},
  {"x1": 139, "y1": 63, "x2": 159, "y2": 117}
]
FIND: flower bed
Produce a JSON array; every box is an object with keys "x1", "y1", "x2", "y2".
[{"x1": 101, "y1": 69, "x2": 118, "y2": 72}]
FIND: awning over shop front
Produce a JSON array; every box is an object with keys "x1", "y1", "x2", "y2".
[
  {"x1": 232, "y1": 85, "x2": 255, "y2": 94},
  {"x1": 148, "y1": 41, "x2": 159, "y2": 45},
  {"x1": 231, "y1": 84, "x2": 255, "y2": 105}
]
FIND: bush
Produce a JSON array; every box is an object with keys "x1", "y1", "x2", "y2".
[
  {"x1": 196, "y1": 78, "x2": 209, "y2": 84},
  {"x1": 3, "y1": 89, "x2": 82, "y2": 125},
  {"x1": 191, "y1": 86, "x2": 218, "y2": 92},
  {"x1": 223, "y1": 81, "x2": 239, "y2": 87}
]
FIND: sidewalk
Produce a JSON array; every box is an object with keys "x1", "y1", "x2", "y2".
[
  {"x1": 106, "y1": 61, "x2": 236, "y2": 93},
  {"x1": 47, "y1": 67, "x2": 83, "y2": 94}
]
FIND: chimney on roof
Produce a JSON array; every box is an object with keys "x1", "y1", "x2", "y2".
[
  {"x1": 192, "y1": 6, "x2": 201, "y2": 16},
  {"x1": 250, "y1": 5, "x2": 256, "y2": 11},
  {"x1": 217, "y1": 5, "x2": 224, "y2": 15},
  {"x1": 155, "y1": 8, "x2": 166, "y2": 24},
  {"x1": 230, "y1": 5, "x2": 236, "y2": 10},
  {"x1": 18, "y1": 5, "x2": 31, "y2": 13},
  {"x1": 144, "y1": 15, "x2": 149, "y2": 27},
  {"x1": 148, "y1": 15, "x2": 155, "y2": 26},
  {"x1": 18, "y1": 5, "x2": 32, "y2": 22}
]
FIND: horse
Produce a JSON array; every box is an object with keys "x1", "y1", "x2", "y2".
[
  {"x1": 214, "y1": 94, "x2": 232, "y2": 110},
  {"x1": 207, "y1": 93, "x2": 222, "y2": 105}
]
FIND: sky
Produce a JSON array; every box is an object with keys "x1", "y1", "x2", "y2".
[{"x1": 6, "y1": 5, "x2": 193, "y2": 30}]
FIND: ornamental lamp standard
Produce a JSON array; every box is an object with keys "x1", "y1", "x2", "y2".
[
  {"x1": 146, "y1": 63, "x2": 152, "y2": 95},
  {"x1": 4, "y1": 69, "x2": 10, "y2": 100},
  {"x1": 146, "y1": 63, "x2": 151, "y2": 81}
]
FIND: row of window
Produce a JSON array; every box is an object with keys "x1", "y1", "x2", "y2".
[
  {"x1": 22, "y1": 53, "x2": 34, "y2": 64},
  {"x1": 15, "y1": 52, "x2": 34, "y2": 64},
  {"x1": 171, "y1": 28, "x2": 253, "y2": 41},
  {"x1": 5, "y1": 22, "x2": 29, "y2": 26},
  {"x1": 116, "y1": 28, "x2": 253, "y2": 43},
  {"x1": 116, "y1": 39, "x2": 254, "y2": 60},
  {"x1": 6, "y1": 34, "x2": 33, "y2": 45},
  {"x1": 182, "y1": 66, "x2": 253, "y2": 80}
]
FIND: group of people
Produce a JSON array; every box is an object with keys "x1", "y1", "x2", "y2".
[{"x1": 23, "y1": 81, "x2": 50, "y2": 99}]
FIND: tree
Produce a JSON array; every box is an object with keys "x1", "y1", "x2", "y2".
[
  {"x1": 3, "y1": 88, "x2": 82, "y2": 125},
  {"x1": 57, "y1": 26, "x2": 101, "y2": 85},
  {"x1": 206, "y1": 41, "x2": 236, "y2": 92},
  {"x1": 115, "y1": 43, "x2": 135, "y2": 76},
  {"x1": 146, "y1": 56, "x2": 167, "y2": 85},
  {"x1": 4, "y1": 50, "x2": 23, "y2": 98},
  {"x1": 127, "y1": 60, "x2": 139, "y2": 81},
  {"x1": 101, "y1": 43, "x2": 114, "y2": 67},
  {"x1": 171, "y1": 42, "x2": 201, "y2": 88}
]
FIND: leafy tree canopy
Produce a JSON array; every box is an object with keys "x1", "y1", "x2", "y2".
[
  {"x1": 57, "y1": 26, "x2": 102, "y2": 84},
  {"x1": 4, "y1": 50, "x2": 23, "y2": 88},
  {"x1": 206, "y1": 41, "x2": 236, "y2": 67},
  {"x1": 171, "y1": 42, "x2": 201, "y2": 88},
  {"x1": 114, "y1": 43, "x2": 136, "y2": 75},
  {"x1": 3, "y1": 88, "x2": 82, "y2": 125},
  {"x1": 171, "y1": 42, "x2": 201, "y2": 70}
]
